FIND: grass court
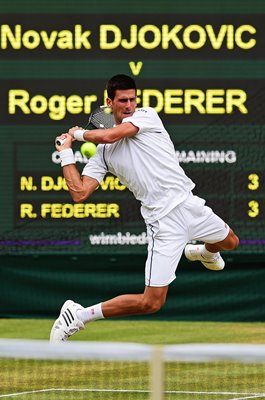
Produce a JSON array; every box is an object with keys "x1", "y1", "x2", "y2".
[{"x1": 0, "y1": 319, "x2": 265, "y2": 399}]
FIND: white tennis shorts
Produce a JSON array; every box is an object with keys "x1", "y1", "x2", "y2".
[{"x1": 145, "y1": 192, "x2": 229, "y2": 287}]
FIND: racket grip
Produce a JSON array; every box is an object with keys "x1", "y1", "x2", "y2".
[{"x1": 55, "y1": 137, "x2": 66, "y2": 146}]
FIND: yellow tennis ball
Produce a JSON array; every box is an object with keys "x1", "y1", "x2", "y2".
[{"x1": 80, "y1": 142, "x2": 97, "y2": 158}]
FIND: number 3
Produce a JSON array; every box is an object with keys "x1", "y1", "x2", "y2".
[
  {"x1": 248, "y1": 200, "x2": 259, "y2": 218},
  {"x1": 248, "y1": 173, "x2": 259, "y2": 190}
]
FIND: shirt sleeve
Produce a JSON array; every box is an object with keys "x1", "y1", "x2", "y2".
[
  {"x1": 122, "y1": 107, "x2": 164, "y2": 133},
  {"x1": 81, "y1": 144, "x2": 107, "y2": 183}
]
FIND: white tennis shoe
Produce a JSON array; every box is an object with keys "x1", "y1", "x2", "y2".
[
  {"x1": 50, "y1": 300, "x2": 85, "y2": 342},
  {"x1": 184, "y1": 244, "x2": 225, "y2": 271}
]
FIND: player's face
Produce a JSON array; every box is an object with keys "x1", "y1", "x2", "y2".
[{"x1": 107, "y1": 89, "x2": 137, "y2": 124}]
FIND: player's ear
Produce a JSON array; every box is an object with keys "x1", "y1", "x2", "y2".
[{"x1": 106, "y1": 97, "x2": 113, "y2": 108}]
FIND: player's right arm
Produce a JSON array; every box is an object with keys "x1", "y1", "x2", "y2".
[
  {"x1": 55, "y1": 133, "x2": 99, "y2": 203},
  {"x1": 68, "y1": 121, "x2": 138, "y2": 144}
]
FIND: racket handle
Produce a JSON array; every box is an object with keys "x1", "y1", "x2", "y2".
[{"x1": 55, "y1": 137, "x2": 66, "y2": 146}]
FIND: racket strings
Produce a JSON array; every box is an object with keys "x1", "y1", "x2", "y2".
[{"x1": 89, "y1": 108, "x2": 115, "y2": 129}]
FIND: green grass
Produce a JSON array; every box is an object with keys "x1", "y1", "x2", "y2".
[
  {"x1": 1, "y1": 319, "x2": 265, "y2": 399},
  {"x1": 1, "y1": 319, "x2": 265, "y2": 343}
]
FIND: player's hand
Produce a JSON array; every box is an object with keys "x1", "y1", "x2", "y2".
[
  {"x1": 55, "y1": 133, "x2": 73, "y2": 151},
  {"x1": 68, "y1": 126, "x2": 84, "y2": 138}
]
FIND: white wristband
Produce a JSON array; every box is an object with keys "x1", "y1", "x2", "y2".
[
  {"x1": 59, "y1": 148, "x2": 75, "y2": 167},
  {"x1": 73, "y1": 129, "x2": 86, "y2": 141}
]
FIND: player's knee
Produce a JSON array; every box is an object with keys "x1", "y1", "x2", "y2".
[
  {"x1": 219, "y1": 229, "x2": 239, "y2": 251},
  {"x1": 225, "y1": 231, "x2": 240, "y2": 250},
  {"x1": 231, "y1": 235, "x2": 240, "y2": 250},
  {"x1": 141, "y1": 297, "x2": 165, "y2": 314}
]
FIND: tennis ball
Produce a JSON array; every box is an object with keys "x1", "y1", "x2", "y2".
[{"x1": 80, "y1": 142, "x2": 97, "y2": 158}]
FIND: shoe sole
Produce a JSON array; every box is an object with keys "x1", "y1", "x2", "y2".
[{"x1": 201, "y1": 260, "x2": 225, "y2": 271}]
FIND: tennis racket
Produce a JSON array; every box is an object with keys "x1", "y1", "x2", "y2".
[{"x1": 55, "y1": 105, "x2": 115, "y2": 146}]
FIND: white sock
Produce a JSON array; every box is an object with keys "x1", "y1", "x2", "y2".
[
  {"x1": 77, "y1": 303, "x2": 104, "y2": 324},
  {"x1": 202, "y1": 246, "x2": 219, "y2": 260}
]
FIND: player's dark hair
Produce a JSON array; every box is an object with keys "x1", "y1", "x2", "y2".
[{"x1": 106, "y1": 74, "x2": 137, "y2": 100}]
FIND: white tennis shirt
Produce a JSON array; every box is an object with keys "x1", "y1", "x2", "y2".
[{"x1": 82, "y1": 107, "x2": 195, "y2": 224}]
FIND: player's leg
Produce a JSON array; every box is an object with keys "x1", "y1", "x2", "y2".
[
  {"x1": 204, "y1": 228, "x2": 239, "y2": 252},
  {"x1": 101, "y1": 212, "x2": 186, "y2": 317},
  {"x1": 50, "y1": 286, "x2": 169, "y2": 342},
  {"x1": 101, "y1": 285, "x2": 168, "y2": 317},
  {"x1": 185, "y1": 229, "x2": 239, "y2": 271},
  {"x1": 50, "y1": 209, "x2": 187, "y2": 342},
  {"x1": 183, "y1": 194, "x2": 239, "y2": 270}
]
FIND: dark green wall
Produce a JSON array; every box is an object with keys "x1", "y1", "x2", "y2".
[{"x1": 1, "y1": 255, "x2": 264, "y2": 322}]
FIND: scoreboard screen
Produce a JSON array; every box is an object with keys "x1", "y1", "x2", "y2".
[{"x1": 0, "y1": 0, "x2": 264, "y2": 256}]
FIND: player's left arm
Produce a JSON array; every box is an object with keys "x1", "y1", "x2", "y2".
[
  {"x1": 55, "y1": 135, "x2": 100, "y2": 203},
  {"x1": 62, "y1": 164, "x2": 99, "y2": 203},
  {"x1": 68, "y1": 122, "x2": 139, "y2": 144}
]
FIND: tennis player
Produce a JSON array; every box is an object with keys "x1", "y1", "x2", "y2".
[{"x1": 50, "y1": 74, "x2": 239, "y2": 342}]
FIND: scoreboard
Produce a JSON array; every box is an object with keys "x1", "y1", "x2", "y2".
[{"x1": 0, "y1": 0, "x2": 264, "y2": 256}]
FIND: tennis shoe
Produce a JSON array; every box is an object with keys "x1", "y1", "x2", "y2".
[
  {"x1": 50, "y1": 300, "x2": 85, "y2": 342},
  {"x1": 184, "y1": 244, "x2": 225, "y2": 271}
]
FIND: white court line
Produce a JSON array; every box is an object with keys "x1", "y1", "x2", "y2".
[
  {"x1": 227, "y1": 397, "x2": 265, "y2": 400},
  {"x1": 227, "y1": 396, "x2": 265, "y2": 400},
  {"x1": 1, "y1": 389, "x2": 265, "y2": 398},
  {"x1": 1, "y1": 389, "x2": 147, "y2": 398}
]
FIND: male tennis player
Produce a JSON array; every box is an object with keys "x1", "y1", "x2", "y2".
[{"x1": 50, "y1": 74, "x2": 239, "y2": 342}]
